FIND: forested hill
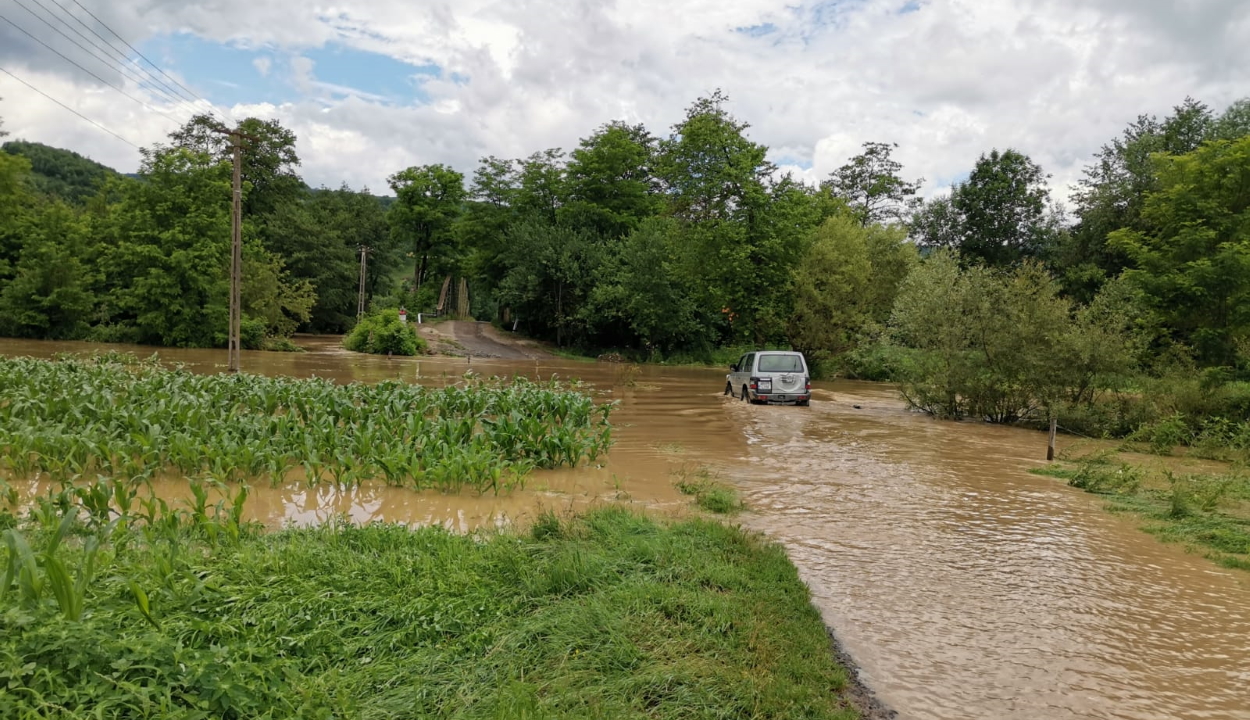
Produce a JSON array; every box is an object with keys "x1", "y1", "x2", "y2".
[{"x1": 2, "y1": 140, "x2": 120, "y2": 204}]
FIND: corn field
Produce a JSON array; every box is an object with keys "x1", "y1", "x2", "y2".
[{"x1": 0, "y1": 355, "x2": 614, "y2": 493}]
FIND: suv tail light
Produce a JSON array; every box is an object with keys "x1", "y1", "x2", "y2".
[{"x1": 805, "y1": 377, "x2": 812, "y2": 390}]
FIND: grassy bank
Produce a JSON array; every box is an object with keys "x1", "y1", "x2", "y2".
[
  {"x1": 0, "y1": 485, "x2": 860, "y2": 719},
  {"x1": 0, "y1": 354, "x2": 612, "y2": 493},
  {"x1": 1033, "y1": 453, "x2": 1250, "y2": 571}
]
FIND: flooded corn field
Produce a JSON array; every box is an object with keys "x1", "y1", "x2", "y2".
[{"x1": 3, "y1": 337, "x2": 1249, "y2": 720}]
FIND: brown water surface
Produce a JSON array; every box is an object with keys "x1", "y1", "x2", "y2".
[{"x1": 4, "y1": 338, "x2": 1250, "y2": 720}]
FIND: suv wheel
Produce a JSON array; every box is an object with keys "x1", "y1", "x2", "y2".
[
  {"x1": 741, "y1": 386, "x2": 750, "y2": 403},
  {"x1": 724, "y1": 381, "x2": 732, "y2": 396}
]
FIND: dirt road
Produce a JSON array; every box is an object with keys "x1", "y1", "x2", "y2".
[{"x1": 424, "y1": 320, "x2": 552, "y2": 360}]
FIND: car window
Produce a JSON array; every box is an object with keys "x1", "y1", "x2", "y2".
[
  {"x1": 742, "y1": 353, "x2": 755, "y2": 373},
  {"x1": 758, "y1": 354, "x2": 804, "y2": 373},
  {"x1": 735, "y1": 354, "x2": 748, "y2": 371}
]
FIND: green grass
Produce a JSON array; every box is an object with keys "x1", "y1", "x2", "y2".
[
  {"x1": 674, "y1": 467, "x2": 745, "y2": 515},
  {"x1": 1032, "y1": 457, "x2": 1250, "y2": 571},
  {"x1": 0, "y1": 354, "x2": 613, "y2": 493},
  {"x1": 0, "y1": 488, "x2": 858, "y2": 719}
]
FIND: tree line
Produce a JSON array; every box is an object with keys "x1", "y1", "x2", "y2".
[{"x1": 2, "y1": 93, "x2": 1250, "y2": 435}]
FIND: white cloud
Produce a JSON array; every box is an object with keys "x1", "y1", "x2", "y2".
[
  {"x1": 1, "y1": 0, "x2": 1247, "y2": 202},
  {"x1": 253, "y1": 56, "x2": 272, "y2": 77}
]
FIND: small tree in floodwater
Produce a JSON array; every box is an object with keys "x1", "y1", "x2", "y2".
[{"x1": 886, "y1": 251, "x2": 1144, "y2": 423}]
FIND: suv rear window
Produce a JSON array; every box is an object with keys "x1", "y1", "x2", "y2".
[{"x1": 757, "y1": 354, "x2": 803, "y2": 372}]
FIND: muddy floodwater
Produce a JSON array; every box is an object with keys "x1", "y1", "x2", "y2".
[{"x1": 4, "y1": 337, "x2": 1250, "y2": 720}]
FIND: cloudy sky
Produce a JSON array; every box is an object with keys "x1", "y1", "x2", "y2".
[{"x1": 1, "y1": 0, "x2": 1247, "y2": 199}]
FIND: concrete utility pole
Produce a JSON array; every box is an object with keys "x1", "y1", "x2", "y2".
[
  {"x1": 211, "y1": 124, "x2": 261, "y2": 373},
  {"x1": 357, "y1": 245, "x2": 371, "y2": 318}
]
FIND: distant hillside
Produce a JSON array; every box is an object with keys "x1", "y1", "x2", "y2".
[
  {"x1": 2, "y1": 140, "x2": 121, "y2": 203},
  {"x1": 309, "y1": 184, "x2": 396, "y2": 209}
]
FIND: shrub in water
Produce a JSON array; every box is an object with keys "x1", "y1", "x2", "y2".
[{"x1": 344, "y1": 308, "x2": 425, "y2": 356}]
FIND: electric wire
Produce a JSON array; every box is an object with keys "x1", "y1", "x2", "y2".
[
  {"x1": 11, "y1": 0, "x2": 202, "y2": 120},
  {"x1": 21, "y1": 0, "x2": 202, "y2": 116},
  {"x1": 63, "y1": 0, "x2": 230, "y2": 126},
  {"x1": 0, "y1": 12, "x2": 188, "y2": 125},
  {"x1": 0, "y1": 65, "x2": 141, "y2": 148}
]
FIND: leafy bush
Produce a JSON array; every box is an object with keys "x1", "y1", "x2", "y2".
[
  {"x1": 888, "y1": 253, "x2": 1145, "y2": 423},
  {"x1": 836, "y1": 340, "x2": 912, "y2": 381},
  {"x1": 240, "y1": 316, "x2": 266, "y2": 350},
  {"x1": 344, "y1": 308, "x2": 425, "y2": 355},
  {"x1": 262, "y1": 337, "x2": 305, "y2": 353}
]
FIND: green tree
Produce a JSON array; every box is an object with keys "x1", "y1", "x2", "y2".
[
  {"x1": 266, "y1": 186, "x2": 390, "y2": 332},
  {"x1": 1058, "y1": 276, "x2": 1151, "y2": 405},
  {"x1": 919, "y1": 149, "x2": 1059, "y2": 267},
  {"x1": 584, "y1": 218, "x2": 710, "y2": 353},
  {"x1": 460, "y1": 156, "x2": 521, "y2": 304},
  {"x1": 890, "y1": 253, "x2": 1144, "y2": 421},
  {"x1": 497, "y1": 221, "x2": 602, "y2": 347},
  {"x1": 889, "y1": 254, "x2": 1074, "y2": 421},
  {"x1": 823, "y1": 141, "x2": 922, "y2": 226},
  {"x1": 0, "y1": 150, "x2": 32, "y2": 282},
  {"x1": 387, "y1": 164, "x2": 466, "y2": 295},
  {"x1": 167, "y1": 114, "x2": 303, "y2": 218},
  {"x1": 1061, "y1": 97, "x2": 1226, "y2": 301},
  {"x1": 93, "y1": 148, "x2": 232, "y2": 347},
  {"x1": 514, "y1": 149, "x2": 567, "y2": 224},
  {"x1": 789, "y1": 216, "x2": 917, "y2": 361},
  {"x1": 241, "y1": 249, "x2": 316, "y2": 340},
  {"x1": 1110, "y1": 136, "x2": 1250, "y2": 366},
  {"x1": 657, "y1": 91, "x2": 772, "y2": 225},
  {"x1": 562, "y1": 122, "x2": 660, "y2": 237},
  {"x1": 1213, "y1": 99, "x2": 1250, "y2": 140},
  {"x1": 0, "y1": 202, "x2": 94, "y2": 339},
  {"x1": 658, "y1": 91, "x2": 795, "y2": 344}
]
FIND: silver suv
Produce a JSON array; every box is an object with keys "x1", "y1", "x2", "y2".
[{"x1": 725, "y1": 351, "x2": 812, "y2": 406}]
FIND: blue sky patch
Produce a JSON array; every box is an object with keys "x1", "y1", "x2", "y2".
[
  {"x1": 899, "y1": 1, "x2": 922, "y2": 14},
  {"x1": 139, "y1": 34, "x2": 440, "y2": 108},
  {"x1": 774, "y1": 155, "x2": 814, "y2": 170},
  {"x1": 735, "y1": 23, "x2": 778, "y2": 37},
  {"x1": 302, "y1": 45, "x2": 440, "y2": 103}
]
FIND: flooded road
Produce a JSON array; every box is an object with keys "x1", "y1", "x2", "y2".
[{"x1": 4, "y1": 337, "x2": 1250, "y2": 720}]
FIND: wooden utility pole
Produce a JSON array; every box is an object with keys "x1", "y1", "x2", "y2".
[
  {"x1": 211, "y1": 124, "x2": 261, "y2": 373},
  {"x1": 357, "y1": 245, "x2": 371, "y2": 318},
  {"x1": 228, "y1": 134, "x2": 242, "y2": 373},
  {"x1": 1047, "y1": 414, "x2": 1058, "y2": 461}
]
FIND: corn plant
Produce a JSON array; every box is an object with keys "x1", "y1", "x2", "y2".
[{"x1": 0, "y1": 355, "x2": 616, "y2": 495}]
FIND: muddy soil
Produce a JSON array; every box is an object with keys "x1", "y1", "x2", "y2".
[{"x1": 425, "y1": 320, "x2": 554, "y2": 360}]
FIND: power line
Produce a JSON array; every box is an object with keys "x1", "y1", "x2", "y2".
[
  {"x1": 42, "y1": 0, "x2": 218, "y2": 119},
  {"x1": 26, "y1": 0, "x2": 202, "y2": 114},
  {"x1": 12, "y1": 0, "x2": 201, "y2": 118},
  {"x1": 0, "y1": 65, "x2": 141, "y2": 148},
  {"x1": 0, "y1": 12, "x2": 188, "y2": 125},
  {"x1": 63, "y1": 0, "x2": 229, "y2": 125}
]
